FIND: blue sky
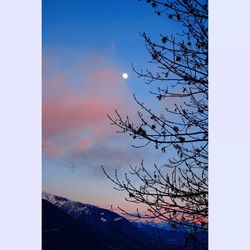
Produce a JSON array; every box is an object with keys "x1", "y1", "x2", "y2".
[{"x1": 42, "y1": 0, "x2": 180, "y2": 211}]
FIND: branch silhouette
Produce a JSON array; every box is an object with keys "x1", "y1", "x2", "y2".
[{"x1": 103, "y1": 0, "x2": 208, "y2": 249}]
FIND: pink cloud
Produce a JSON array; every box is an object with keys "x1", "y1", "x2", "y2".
[
  {"x1": 77, "y1": 138, "x2": 94, "y2": 151},
  {"x1": 43, "y1": 63, "x2": 132, "y2": 135},
  {"x1": 43, "y1": 96, "x2": 114, "y2": 136},
  {"x1": 43, "y1": 54, "x2": 136, "y2": 160},
  {"x1": 43, "y1": 139, "x2": 64, "y2": 157}
]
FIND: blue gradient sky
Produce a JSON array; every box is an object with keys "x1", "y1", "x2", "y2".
[{"x1": 42, "y1": 0, "x2": 179, "y2": 211}]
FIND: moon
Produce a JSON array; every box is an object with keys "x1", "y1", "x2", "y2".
[{"x1": 122, "y1": 73, "x2": 128, "y2": 79}]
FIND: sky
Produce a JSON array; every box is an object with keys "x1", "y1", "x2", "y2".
[{"x1": 42, "y1": 0, "x2": 180, "y2": 212}]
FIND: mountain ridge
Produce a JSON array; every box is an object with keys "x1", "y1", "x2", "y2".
[
  {"x1": 42, "y1": 192, "x2": 208, "y2": 250},
  {"x1": 42, "y1": 192, "x2": 157, "y2": 250}
]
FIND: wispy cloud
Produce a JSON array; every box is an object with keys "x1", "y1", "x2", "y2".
[{"x1": 43, "y1": 53, "x2": 138, "y2": 169}]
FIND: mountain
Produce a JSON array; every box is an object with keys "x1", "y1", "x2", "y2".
[
  {"x1": 42, "y1": 199, "x2": 103, "y2": 250},
  {"x1": 43, "y1": 192, "x2": 208, "y2": 250},
  {"x1": 135, "y1": 221, "x2": 208, "y2": 250},
  {"x1": 42, "y1": 192, "x2": 126, "y2": 224},
  {"x1": 42, "y1": 192, "x2": 157, "y2": 250},
  {"x1": 135, "y1": 221, "x2": 187, "y2": 248}
]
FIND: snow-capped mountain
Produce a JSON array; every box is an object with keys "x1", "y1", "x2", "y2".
[
  {"x1": 42, "y1": 192, "x2": 208, "y2": 249},
  {"x1": 42, "y1": 192, "x2": 126, "y2": 224},
  {"x1": 42, "y1": 192, "x2": 157, "y2": 250},
  {"x1": 42, "y1": 192, "x2": 70, "y2": 207}
]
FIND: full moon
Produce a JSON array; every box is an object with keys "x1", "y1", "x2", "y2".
[{"x1": 122, "y1": 73, "x2": 128, "y2": 79}]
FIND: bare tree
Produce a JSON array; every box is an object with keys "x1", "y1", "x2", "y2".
[{"x1": 102, "y1": 0, "x2": 208, "y2": 248}]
